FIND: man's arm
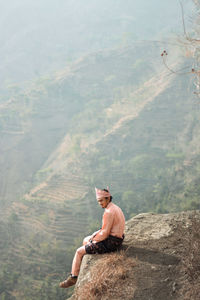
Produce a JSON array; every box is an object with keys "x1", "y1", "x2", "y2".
[
  {"x1": 90, "y1": 230, "x2": 100, "y2": 240},
  {"x1": 92, "y1": 230, "x2": 100, "y2": 236},
  {"x1": 92, "y1": 210, "x2": 114, "y2": 242}
]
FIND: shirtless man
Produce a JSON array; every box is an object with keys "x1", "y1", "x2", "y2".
[{"x1": 59, "y1": 187, "x2": 125, "y2": 288}]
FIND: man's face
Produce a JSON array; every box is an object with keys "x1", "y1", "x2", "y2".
[{"x1": 97, "y1": 197, "x2": 110, "y2": 208}]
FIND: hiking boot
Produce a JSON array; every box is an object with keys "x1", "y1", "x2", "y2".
[{"x1": 59, "y1": 275, "x2": 77, "y2": 288}]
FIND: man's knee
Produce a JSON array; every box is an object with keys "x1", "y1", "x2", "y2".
[
  {"x1": 83, "y1": 235, "x2": 91, "y2": 246},
  {"x1": 76, "y1": 246, "x2": 86, "y2": 257}
]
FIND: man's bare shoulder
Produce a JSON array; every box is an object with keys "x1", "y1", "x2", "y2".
[{"x1": 105, "y1": 202, "x2": 118, "y2": 213}]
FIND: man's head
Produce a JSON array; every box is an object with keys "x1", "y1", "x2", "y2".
[{"x1": 95, "y1": 188, "x2": 112, "y2": 208}]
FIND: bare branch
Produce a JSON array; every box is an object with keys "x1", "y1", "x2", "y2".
[{"x1": 161, "y1": 50, "x2": 193, "y2": 75}]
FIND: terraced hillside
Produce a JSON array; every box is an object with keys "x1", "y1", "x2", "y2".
[
  {"x1": 0, "y1": 42, "x2": 168, "y2": 207},
  {"x1": 80, "y1": 73, "x2": 200, "y2": 216},
  {"x1": 0, "y1": 179, "x2": 91, "y2": 299}
]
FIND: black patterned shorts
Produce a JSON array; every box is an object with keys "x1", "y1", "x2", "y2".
[{"x1": 85, "y1": 235, "x2": 124, "y2": 254}]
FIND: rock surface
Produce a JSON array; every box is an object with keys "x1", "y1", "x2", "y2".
[{"x1": 68, "y1": 211, "x2": 200, "y2": 300}]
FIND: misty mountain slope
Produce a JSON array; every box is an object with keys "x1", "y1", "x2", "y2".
[
  {"x1": 19, "y1": 43, "x2": 175, "y2": 208},
  {"x1": 25, "y1": 62, "x2": 174, "y2": 204},
  {"x1": 79, "y1": 73, "x2": 200, "y2": 216},
  {"x1": 26, "y1": 53, "x2": 200, "y2": 219},
  {"x1": 0, "y1": 0, "x2": 190, "y2": 88},
  {"x1": 0, "y1": 42, "x2": 165, "y2": 206},
  {"x1": 0, "y1": 78, "x2": 85, "y2": 204}
]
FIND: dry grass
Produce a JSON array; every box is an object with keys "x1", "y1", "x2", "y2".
[{"x1": 73, "y1": 251, "x2": 136, "y2": 300}]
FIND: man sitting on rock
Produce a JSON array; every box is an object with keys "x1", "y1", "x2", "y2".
[{"x1": 59, "y1": 187, "x2": 125, "y2": 288}]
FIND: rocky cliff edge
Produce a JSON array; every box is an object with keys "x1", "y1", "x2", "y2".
[{"x1": 68, "y1": 211, "x2": 200, "y2": 300}]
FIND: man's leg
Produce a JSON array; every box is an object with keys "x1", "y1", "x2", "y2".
[
  {"x1": 59, "y1": 235, "x2": 93, "y2": 289},
  {"x1": 71, "y1": 245, "x2": 86, "y2": 276},
  {"x1": 59, "y1": 245, "x2": 86, "y2": 288}
]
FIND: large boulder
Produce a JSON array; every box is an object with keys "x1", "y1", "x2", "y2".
[{"x1": 68, "y1": 211, "x2": 200, "y2": 300}]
